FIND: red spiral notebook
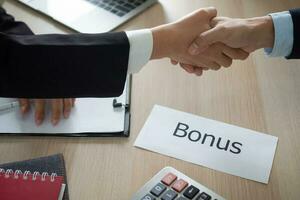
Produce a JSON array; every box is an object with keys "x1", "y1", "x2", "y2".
[
  {"x1": 0, "y1": 154, "x2": 68, "y2": 200},
  {"x1": 0, "y1": 169, "x2": 65, "y2": 200}
]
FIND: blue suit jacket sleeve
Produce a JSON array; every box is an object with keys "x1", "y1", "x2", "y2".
[
  {"x1": 287, "y1": 8, "x2": 300, "y2": 59},
  {"x1": 0, "y1": 7, "x2": 129, "y2": 98}
]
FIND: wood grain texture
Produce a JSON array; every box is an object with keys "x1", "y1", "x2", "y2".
[{"x1": 1, "y1": 0, "x2": 300, "y2": 199}]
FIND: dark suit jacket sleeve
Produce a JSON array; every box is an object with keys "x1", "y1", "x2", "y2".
[
  {"x1": 287, "y1": 8, "x2": 300, "y2": 59},
  {"x1": 0, "y1": 7, "x2": 130, "y2": 98}
]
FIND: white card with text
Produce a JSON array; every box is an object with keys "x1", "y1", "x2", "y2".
[{"x1": 134, "y1": 105, "x2": 278, "y2": 184}]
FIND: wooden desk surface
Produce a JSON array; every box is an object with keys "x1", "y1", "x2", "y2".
[{"x1": 1, "y1": 0, "x2": 300, "y2": 199}]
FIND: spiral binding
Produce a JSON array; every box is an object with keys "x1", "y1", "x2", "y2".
[{"x1": 0, "y1": 168, "x2": 57, "y2": 182}]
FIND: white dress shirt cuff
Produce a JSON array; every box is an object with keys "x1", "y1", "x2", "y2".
[
  {"x1": 125, "y1": 29, "x2": 153, "y2": 74},
  {"x1": 264, "y1": 11, "x2": 294, "y2": 57}
]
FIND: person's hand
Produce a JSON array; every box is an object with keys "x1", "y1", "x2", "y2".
[
  {"x1": 170, "y1": 42, "x2": 249, "y2": 75},
  {"x1": 188, "y1": 16, "x2": 274, "y2": 55},
  {"x1": 150, "y1": 7, "x2": 249, "y2": 76},
  {"x1": 18, "y1": 98, "x2": 75, "y2": 126}
]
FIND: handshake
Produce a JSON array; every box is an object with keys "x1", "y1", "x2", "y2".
[
  {"x1": 150, "y1": 7, "x2": 274, "y2": 76},
  {"x1": 18, "y1": 7, "x2": 275, "y2": 126}
]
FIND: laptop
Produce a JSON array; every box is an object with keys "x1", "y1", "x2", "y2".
[{"x1": 17, "y1": 0, "x2": 158, "y2": 33}]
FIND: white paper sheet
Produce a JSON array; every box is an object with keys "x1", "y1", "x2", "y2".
[
  {"x1": 134, "y1": 105, "x2": 278, "y2": 184},
  {"x1": 0, "y1": 83, "x2": 128, "y2": 134}
]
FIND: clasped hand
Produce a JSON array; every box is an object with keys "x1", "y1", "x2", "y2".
[
  {"x1": 151, "y1": 7, "x2": 250, "y2": 76},
  {"x1": 163, "y1": 7, "x2": 273, "y2": 74}
]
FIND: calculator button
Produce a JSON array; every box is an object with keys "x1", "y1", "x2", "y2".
[
  {"x1": 161, "y1": 189, "x2": 178, "y2": 200},
  {"x1": 176, "y1": 197, "x2": 189, "y2": 200},
  {"x1": 115, "y1": 5, "x2": 130, "y2": 13},
  {"x1": 111, "y1": 9, "x2": 118, "y2": 13},
  {"x1": 150, "y1": 183, "x2": 166, "y2": 197},
  {"x1": 123, "y1": 3, "x2": 135, "y2": 9},
  {"x1": 161, "y1": 173, "x2": 177, "y2": 186},
  {"x1": 104, "y1": 6, "x2": 110, "y2": 10},
  {"x1": 183, "y1": 185, "x2": 200, "y2": 199},
  {"x1": 171, "y1": 179, "x2": 188, "y2": 192},
  {"x1": 141, "y1": 194, "x2": 156, "y2": 200},
  {"x1": 196, "y1": 192, "x2": 212, "y2": 200},
  {"x1": 116, "y1": 12, "x2": 125, "y2": 17}
]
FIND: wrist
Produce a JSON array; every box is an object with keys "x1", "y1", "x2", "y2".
[
  {"x1": 150, "y1": 25, "x2": 172, "y2": 59},
  {"x1": 248, "y1": 16, "x2": 274, "y2": 49}
]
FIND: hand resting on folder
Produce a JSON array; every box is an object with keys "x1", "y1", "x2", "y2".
[{"x1": 18, "y1": 98, "x2": 75, "y2": 126}]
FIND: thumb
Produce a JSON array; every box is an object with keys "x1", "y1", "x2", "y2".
[
  {"x1": 188, "y1": 25, "x2": 224, "y2": 55},
  {"x1": 204, "y1": 7, "x2": 217, "y2": 20},
  {"x1": 18, "y1": 98, "x2": 30, "y2": 115}
]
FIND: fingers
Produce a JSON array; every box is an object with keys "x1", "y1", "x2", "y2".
[
  {"x1": 205, "y1": 43, "x2": 233, "y2": 68},
  {"x1": 72, "y1": 98, "x2": 76, "y2": 107},
  {"x1": 51, "y1": 98, "x2": 75, "y2": 125},
  {"x1": 170, "y1": 59, "x2": 179, "y2": 65},
  {"x1": 180, "y1": 63, "x2": 205, "y2": 76},
  {"x1": 180, "y1": 63, "x2": 195, "y2": 74},
  {"x1": 214, "y1": 54, "x2": 232, "y2": 69},
  {"x1": 63, "y1": 99, "x2": 73, "y2": 119},
  {"x1": 223, "y1": 46, "x2": 249, "y2": 60},
  {"x1": 189, "y1": 43, "x2": 202, "y2": 56},
  {"x1": 194, "y1": 67, "x2": 203, "y2": 76},
  {"x1": 172, "y1": 60, "x2": 204, "y2": 76},
  {"x1": 194, "y1": 54, "x2": 221, "y2": 70},
  {"x1": 188, "y1": 43, "x2": 248, "y2": 72},
  {"x1": 21, "y1": 99, "x2": 74, "y2": 126},
  {"x1": 34, "y1": 99, "x2": 46, "y2": 126},
  {"x1": 18, "y1": 99, "x2": 30, "y2": 115},
  {"x1": 51, "y1": 99, "x2": 63, "y2": 126},
  {"x1": 189, "y1": 25, "x2": 225, "y2": 55},
  {"x1": 210, "y1": 17, "x2": 228, "y2": 27},
  {"x1": 172, "y1": 59, "x2": 206, "y2": 75}
]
